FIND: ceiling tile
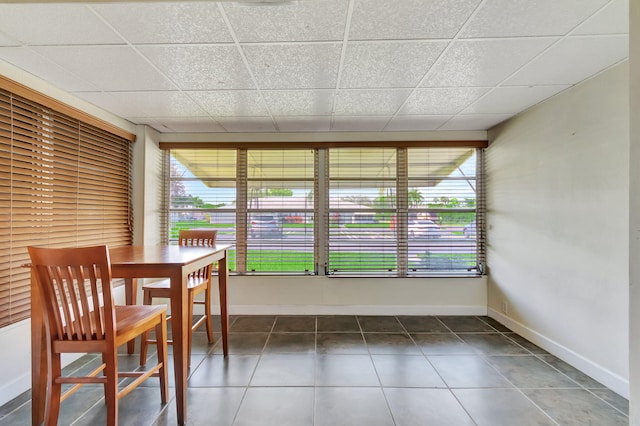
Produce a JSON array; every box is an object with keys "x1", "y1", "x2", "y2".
[
  {"x1": 422, "y1": 38, "x2": 557, "y2": 87},
  {"x1": 505, "y1": 35, "x2": 628, "y2": 86},
  {"x1": 349, "y1": 0, "x2": 481, "y2": 40},
  {"x1": 399, "y1": 87, "x2": 489, "y2": 115},
  {"x1": 462, "y1": 85, "x2": 569, "y2": 114},
  {"x1": 0, "y1": 4, "x2": 123, "y2": 45},
  {"x1": 138, "y1": 45, "x2": 254, "y2": 90},
  {"x1": 274, "y1": 116, "x2": 331, "y2": 132},
  {"x1": 261, "y1": 90, "x2": 335, "y2": 116},
  {"x1": 77, "y1": 91, "x2": 207, "y2": 118},
  {"x1": 334, "y1": 89, "x2": 411, "y2": 115},
  {"x1": 439, "y1": 114, "x2": 512, "y2": 130},
  {"x1": 331, "y1": 116, "x2": 391, "y2": 132},
  {"x1": 32, "y1": 45, "x2": 176, "y2": 91},
  {"x1": 216, "y1": 117, "x2": 277, "y2": 132},
  {"x1": 0, "y1": 33, "x2": 18, "y2": 47},
  {"x1": 461, "y1": 0, "x2": 610, "y2": 38},
  {"x1": 243, "y1": 43, "x2": 341, "y2": 89},
  {"x1": 188, "y1": 90, "x2": 269, "y2": 116},
  {"x1": 136, "y1": 117, "x2": 227, "y2": 133},
  {"x1": 385, "y1": 115, "x2": 451, "y2": 131},
  {"x1": 572, "y1": 0, "x2": 629, "y2": 35},
  {"x1": 340, "y1": 41, "x2": 447, "y2": 88},
  {"x1": 0, "y1": 47, "x2": 97, "y2": 92},
  {"x1": 223, "y1": 0, "x2": 348, "y2": 42},
  {"x1": 92, "y1": 3, "x2": 233, "y2": 44}
]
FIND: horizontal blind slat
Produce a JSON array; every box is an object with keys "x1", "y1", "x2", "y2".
[{"x1": 1, "y1": 86, "x2": 132, "y2": 328}]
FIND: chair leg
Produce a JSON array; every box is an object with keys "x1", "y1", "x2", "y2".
[
  {"x1": 45, "y1": 353, "x2": 62, "y2": 426},
  {"x1": 103, "y1": 349, "x2": 119, "y2": 426},
  {"x1": 139, "y1": 290, "x2": 153, "y2": 366},
  {"x1": 155, "y1": 315, "x2": 169, "y2": 404},
  {"x1": 188, "y1": 290, "x2": 195, "y2": 368},
  {"x1": 204, "y1": 282, "x2": 214, "y2": 344}
]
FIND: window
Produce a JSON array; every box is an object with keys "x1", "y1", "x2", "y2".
[
  {"x1": 164, "y1": 143, "x2": 484, "y2": 277},
  {"x1": 0, "y1": 85, "x2": 134, "y2": 328}
]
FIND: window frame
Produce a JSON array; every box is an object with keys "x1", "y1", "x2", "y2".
[{"x1": 163, "y1": 141, "x2": 486, "y2": 278}]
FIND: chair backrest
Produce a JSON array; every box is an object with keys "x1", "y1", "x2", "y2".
[
  {"x1": 178, "y1": 229, "x2": 217, "y2": 247},
  {"x1": 28, "y1": 245, "x2": 115, "y2": 342},
  {"x1": 178, "y1": 230, "x2": 217, "y2": 281}
]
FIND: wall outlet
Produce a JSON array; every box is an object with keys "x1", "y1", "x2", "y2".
[{"x1": 501, "y1": 301, "x2": 508, "y2": 314}]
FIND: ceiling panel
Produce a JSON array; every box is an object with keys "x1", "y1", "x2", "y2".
[
  {"x1": 0, "y1": 33, "x2": 18, "y2": 47},
  {"x1": 140, "y1": 117, "x2": 227, "y2": 133},
  {"x1": 0, "y1": 4, "x2": 123, "y2": 45},
  {"x1": 331, "y1": 116, "x2": 391, "y2": 132},
  {"x1": 275, "y1": 116, "x2": 332, "y2": 132},
  {"x1": 421, "y1": 38, "x2": 558, "y2": 87},
  {"x1": 573, "y1": 0, "x2": 629, "y2": 35},
  {"x1": 460, "y1": 0, "x2": 610, "y2": 38},
  {"x1": 439, "y1": 114, "x2": 513, "y2": 131},
  {"x1": 385, "y1": 115, "x2": 451, "y2": 131},
  {"x1": 339, "y1": 41, "x2": 447, "y2": 88},
  {"x1": 93, "y1": 2, "x2": 234, "y2": 44},
  {"x1": 223, "y1": 0, "x2": 348, "y2": 42},
  {"x1": 0, "y1": 47, "x2": 97, "y2": 92},
  {"x1": 261, "y1": 90, "x2": 335, "y2": 116},
  {"x1": 33, "y1": 45, "x2": 176, "y2": 91},
  {"x1": 243, "y1": 43, "x2": 342, "y2": 89},
  {"x1": 334, "y1": 89, "x2": 411, "y2": 116},
  {"x1": 188, "y1": 90, "x2": 269, "y2": 116},
  {"x1": 349, "y1": 0, "x2": 481, "y2": 40},
  {"x1": 216, "y1": 116, "x2": 277, "y2": 132},
  {"x1": 399, "y1": 87, "x2": 490, "y2": 115},
  {"x1": 0, "y1": 0, "x2": 629, "y2": 134},
  {"x1": 505, "y1": 35, "x2": 629, "y2": 86},
  {"x1": 138, "y1": 45, "x2": 255, "y2": 90},
  {"x1": 462, "y1": 85, "x2": 570, "y2": 114},
  {"x1": 77, "y1": 91, "x2": 207, "y2": 118}
]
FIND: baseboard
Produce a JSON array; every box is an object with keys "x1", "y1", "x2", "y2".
[
  {"x1": 227, "y1": 304, "x2": 488, "y2": 316},
  {"x1": 0, "y1": 371, "x2": 30, "y2": 408},
  {"x1": 488, "y1": 308, "x2": 629, "y2": 399}
]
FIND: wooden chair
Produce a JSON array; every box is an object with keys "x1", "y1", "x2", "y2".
[
  {"x1": 27, "y1": 245, "x2": 168, "y2": 426},
  {"x1": 140, "y1": 229, "x2": 217, "y2": 367}
]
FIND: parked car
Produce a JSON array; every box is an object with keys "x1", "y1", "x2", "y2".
[
  {"x1": 463, "y1": 220, "x2": 477, "y2": 238},
  {"x1": 408, "y1": 219, "x2": 441, "y2": 238},
  {"x1": 249, "y1": 215, "x2": 283, "y2": 238}
]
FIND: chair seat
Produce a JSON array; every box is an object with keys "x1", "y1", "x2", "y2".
[{"x1": 114, "y1": 305, "x2": 167, "y2": 345}]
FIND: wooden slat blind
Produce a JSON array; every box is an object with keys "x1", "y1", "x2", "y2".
[{"x1": 0, "y1": 88, "x2": 133, "y2": 328}]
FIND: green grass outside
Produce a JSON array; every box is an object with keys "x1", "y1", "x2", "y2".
[{"x1": 173, "y1": 222, "x2": 475, "y2": 272}]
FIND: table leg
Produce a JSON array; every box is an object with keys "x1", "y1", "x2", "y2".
[
  {"x1": 170, "y1": 271, "x2": 189, "y2": 425},
  {"x1": 218, "y1": 252, "x2": 229, "y2": 356},
  {"x1": 125, "y1": 278, "x2": 138, "y2": 354}
]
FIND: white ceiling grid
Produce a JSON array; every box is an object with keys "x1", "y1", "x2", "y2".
[{"x1": 0, "y1": 0, "x2": 629, "y2": 133}]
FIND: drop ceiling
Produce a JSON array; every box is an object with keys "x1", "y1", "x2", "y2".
[{"x1": 0, "y1": 0, "x2": 629, "y2": 134}]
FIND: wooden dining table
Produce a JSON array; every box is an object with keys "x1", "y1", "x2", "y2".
[{"x1": 30, "y1": 243, "x2": 232, "y2": 426}]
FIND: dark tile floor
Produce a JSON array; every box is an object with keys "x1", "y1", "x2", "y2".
[{"x1": 0, "y1": 315, "x2": 629, "y2": 425}]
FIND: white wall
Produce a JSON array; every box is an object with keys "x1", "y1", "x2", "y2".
[
  {"x1": 133, "y1": 125, "x2": 164, "y2": 246},
  {"x1": 628, "y1": 0, "x2": 640, "y2": 422},
  {"x1": 486, "y1": 62, "x2": 630, "y2": 397},
  {"x1": 219, "y1": 275, "x2": 486, "y2": 316}
]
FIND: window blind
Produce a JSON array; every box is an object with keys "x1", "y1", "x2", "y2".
[
  {"x1": 0, "y1": 88, "x2": 133, "y2": 328},
  {"x1": 164, "y1": 144, "x2": 483, "y2": 277},
  {"x1": 168, "y1": 148, "x2": 315, "y2": 274}
]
